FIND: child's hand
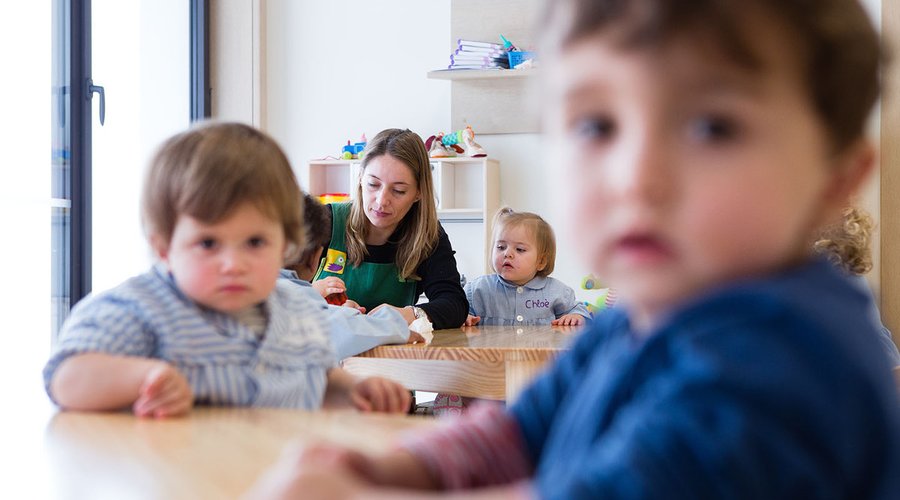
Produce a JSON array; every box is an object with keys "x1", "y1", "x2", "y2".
[
  {"x1": 342, "y1": 299, "x2": 366, "y2": 314},
  {"x1": 407, "y1": 332, "x2": 426, "y2": 344},
  {"x1": 552, "y1": 314, "x2": 585, "y2": 327},
  {"x1": 133, "y1": 362, "x2": 193, "y2": 418},
  {"x1": 350, "y1": 377, "x2": 410, "y2": 413},
  {"x1": 312, "y1": 276, "x2": 346, "y2": 299},
  {"x1": 464, "y1": 314, "x2": 481, "y2": 326},
  {"x1": 244, "y1": 444, "x2": 366, "y2": 500},
  {"x1": 368, "y1": 304, "x2": 413, "y2": 325}
]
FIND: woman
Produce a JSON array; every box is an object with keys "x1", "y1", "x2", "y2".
[{"x1": 314, "y1": 128, "x2": 468, "y2": 329}]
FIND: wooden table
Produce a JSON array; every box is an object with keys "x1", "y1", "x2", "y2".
[
  {"x1": 14, "y1": 405, "x2": 432, "y2": 499},
  {"x1": 343, "y1": 325, "x2": 580, "y2": 402}
]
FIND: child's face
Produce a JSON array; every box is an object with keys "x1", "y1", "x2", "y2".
[
  {"x1": 545, "y1": 28, "x2": 864, "y2": 330},
  {"x1": 492, "y1": 224, "x2": 545, "y2": 286},
  {"x1": 154, "y1": 202, "x2": 286, "y2": 313}
]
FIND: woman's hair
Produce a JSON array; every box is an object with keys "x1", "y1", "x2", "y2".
[
  {"x1": 814, "y1": 206, "x2": 874, "y2": 275},
  {"x1": 347, "y1": 128, "x2": 439, "y2": 280},
  {"x1": 492, "y1": 207, "x2": 557, "y2": 277},
  {"x1": 298, "y1": 194, "x2": 332, "y2": 265},
  {"x1": 538, "y1": 0, "x2": 882, "y2": 154},
  {"x1": 142, "y1": 121, "x2": 303, "y2": 263}
]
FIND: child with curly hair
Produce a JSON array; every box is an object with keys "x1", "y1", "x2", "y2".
[{"x1": 815, "y1": 206, "x2": 900, "y2": 366}]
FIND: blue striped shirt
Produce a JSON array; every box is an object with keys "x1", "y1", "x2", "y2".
[
  {"x1": 464, "y1": 274, "x2": 591, "y2": 326},
  {"x1": 44, "y1": 266, "x2": 336, "y2": 409}
]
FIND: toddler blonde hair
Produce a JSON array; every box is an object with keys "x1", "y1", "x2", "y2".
[
  {"x1": 814, "y1": 206, "x2": 874, "y2": 275},
  {"x1": 492, "y1": 207, "x2": 556, "y2": 277}
]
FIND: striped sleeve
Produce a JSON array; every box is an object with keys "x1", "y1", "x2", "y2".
[
  {"x1": 399, "y1": 402, "x2": 534, "y2": 489},
  {"x1": 43, "y1": 292, "x2": 155, "y2": 398}
]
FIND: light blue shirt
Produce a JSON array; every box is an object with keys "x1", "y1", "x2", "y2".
[
  {"x1": 44, "y1": 266, "x2": 336, "y2": 409},
  {"x1": 464, "y1": 274, "x2": 591, "y2": 326},
  {"x1": 279, "y1": 270, "x2": 410, "y2": 359}
]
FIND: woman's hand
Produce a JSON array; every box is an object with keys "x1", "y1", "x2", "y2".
[
  {"x1": 133, "y1": 362, "x2": 193, "y2": 418},
  {"x1": 312, "y1": 276, "x2": 346, "y2": 299},
  {"x1": 464, "y1": 314, "x2": 481, "y2": 326},
  {"x1": 350, "y1": 377, "x2": 411, "y2": 413},
  {"x1": 551, "y1": 314, "x2": 585, "y2": 327}
]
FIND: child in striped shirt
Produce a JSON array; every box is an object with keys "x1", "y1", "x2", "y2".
[{"x1": 44, "y1": 122, "x2": 410, "y2": 417}]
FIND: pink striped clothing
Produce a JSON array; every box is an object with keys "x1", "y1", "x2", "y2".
[{"x1": 400, "y1": 402, "x2": 534, "y2": 491}]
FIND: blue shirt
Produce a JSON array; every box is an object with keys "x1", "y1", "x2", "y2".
[
  {"x1": 464, "y1": 274, "x2": 591, "y2": 326},
  {"x1": 278, "y1": 269, "x2": 410, "y2": 358},
  {"x1": 511, "y1": 259, "x2": 900, "y2": 499},
  {"x1": 44, "y1": 267, "x2": 336, "y2": 409}
]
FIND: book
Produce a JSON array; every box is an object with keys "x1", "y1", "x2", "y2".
[
  {"x1": 449, "y1": 55, "x2": 508, "y2": 69},
  {"x1": 450, "y1": 54, "x2": 509, "y2": 64},
  {"x1": 456, "y1": 39, "x2": 504, "y2": 50},
  {"x1": 445, "y1": 64, "x2": 504, "y2": 70},
  {"x1": 454, "y1": 47, "x2": 506, "y2": 58}
]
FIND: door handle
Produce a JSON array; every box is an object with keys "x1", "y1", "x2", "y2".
[{"x1": 86, "y1": 78, "x2": 105, "y2": 126}]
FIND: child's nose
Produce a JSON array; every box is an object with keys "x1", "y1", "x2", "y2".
[
  {"x1": 608, "y1": 134, "x2": 672, "y2": 204},
  {"x1": 220, "y1": 248, "x2": 247, "y2": 274}
]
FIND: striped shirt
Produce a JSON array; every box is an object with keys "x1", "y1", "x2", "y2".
[
  {"x1": 44, "y1": 266, "x2": 336, "y2": 409},
  {"x1": 464, "y1": 274, "x2": 591, "y2": 326}
]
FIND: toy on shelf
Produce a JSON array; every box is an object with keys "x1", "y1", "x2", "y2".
[
  {"x1": 425, "y1": 125, "x2": 487, "y2": 159},
  {"x1": 341, "y1": 134, "x2": 367, "y2": 160},
  {"x1": 318, "y1": 193, "x2": 350, "y2": 204},
  {"x1": 580, "y1": 273, "x2": 618, "y2": 315}
]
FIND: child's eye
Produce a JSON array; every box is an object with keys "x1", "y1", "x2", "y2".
[
  {"x1": 572, "y1": 116, "x2": 616, "y2": 142},
  {"x1": 248, "y1": 237, "x2": 266, "y2": 248},
  {"x1": 199, "y1": 238, "x2": 217, "y2": 250},
  {"x1": 495, "y1": 244, "x2": 506, "y2": 251},
  {"x1": 689, "y1": 115, "x2": 738, "y2": 143}
]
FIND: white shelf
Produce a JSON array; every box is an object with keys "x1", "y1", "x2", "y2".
[{"x1": 426, "y1": 68, "x2": 537, "y2": 81}]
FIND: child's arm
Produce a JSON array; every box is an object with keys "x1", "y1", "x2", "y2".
[
  {"x1": 550, "y1": 279, "x2": 592, "y2": 326},
  {"x1": 245, "y1": 403, "x2": 536, "y2": 499},
  {"x1": 50, "y1": 352, "x2": 193, "y2": 417},
  {"x1": 245, "y1": 446, "x2": 534, "y2": 499},
  {"x1": 323, "y1": 368, "x2": 410, "y2": 413}
]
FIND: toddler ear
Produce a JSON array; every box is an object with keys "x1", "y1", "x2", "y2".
[
  {"x1": 149, "y1": 233, "x2": 170, "y2": 263},
  {"x1": 820, "y1": 139, "x2": 875, "y2": 220}
]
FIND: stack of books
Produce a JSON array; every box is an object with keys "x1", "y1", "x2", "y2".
[{"x1": 445, "y1": 39, "x2": 509, "y2": 70}]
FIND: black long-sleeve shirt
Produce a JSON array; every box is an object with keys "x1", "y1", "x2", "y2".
[{"x1": 322, "y1": 205, "x2": 468, "y2": 329}]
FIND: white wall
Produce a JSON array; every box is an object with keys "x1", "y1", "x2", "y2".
[{"x1": 265, "y1": 0, "x2": 592, "y2": 296}]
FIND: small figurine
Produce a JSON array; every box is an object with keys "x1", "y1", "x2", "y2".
[
  {"x1": 340, "y1": 133, "x2": 368, "y2": 160},
  {"x1": 425, "y1": 132, "x2": 462, "y2": 158},
  {"x1": 425, "y1": 125, "x2": 487, "y2": 158}
]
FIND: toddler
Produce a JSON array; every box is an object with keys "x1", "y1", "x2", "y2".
[
  {"x1": 464, "y1": 207, "x2": 590, "y2": 326},
  {"x1": 44, "y1": 122, "x2": 410, "y2": 417},
  {"x1": 279, "y1": 194, "x2": 424, "y2": 359},
  {"x1": 815, "y1": 206, "x2": 900, "y2": 366},
  {"x1": 247, "y1": 0, "x2": 900, "y2": 497}
]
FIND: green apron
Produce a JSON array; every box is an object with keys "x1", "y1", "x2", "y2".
[{"x1": 314, "y1": 202, "x2": 417, "y2": 311}]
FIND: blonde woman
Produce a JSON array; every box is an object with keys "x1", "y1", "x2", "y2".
[{"x1": 314, "y1": 128, "x2": 468, "y2": 329}]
